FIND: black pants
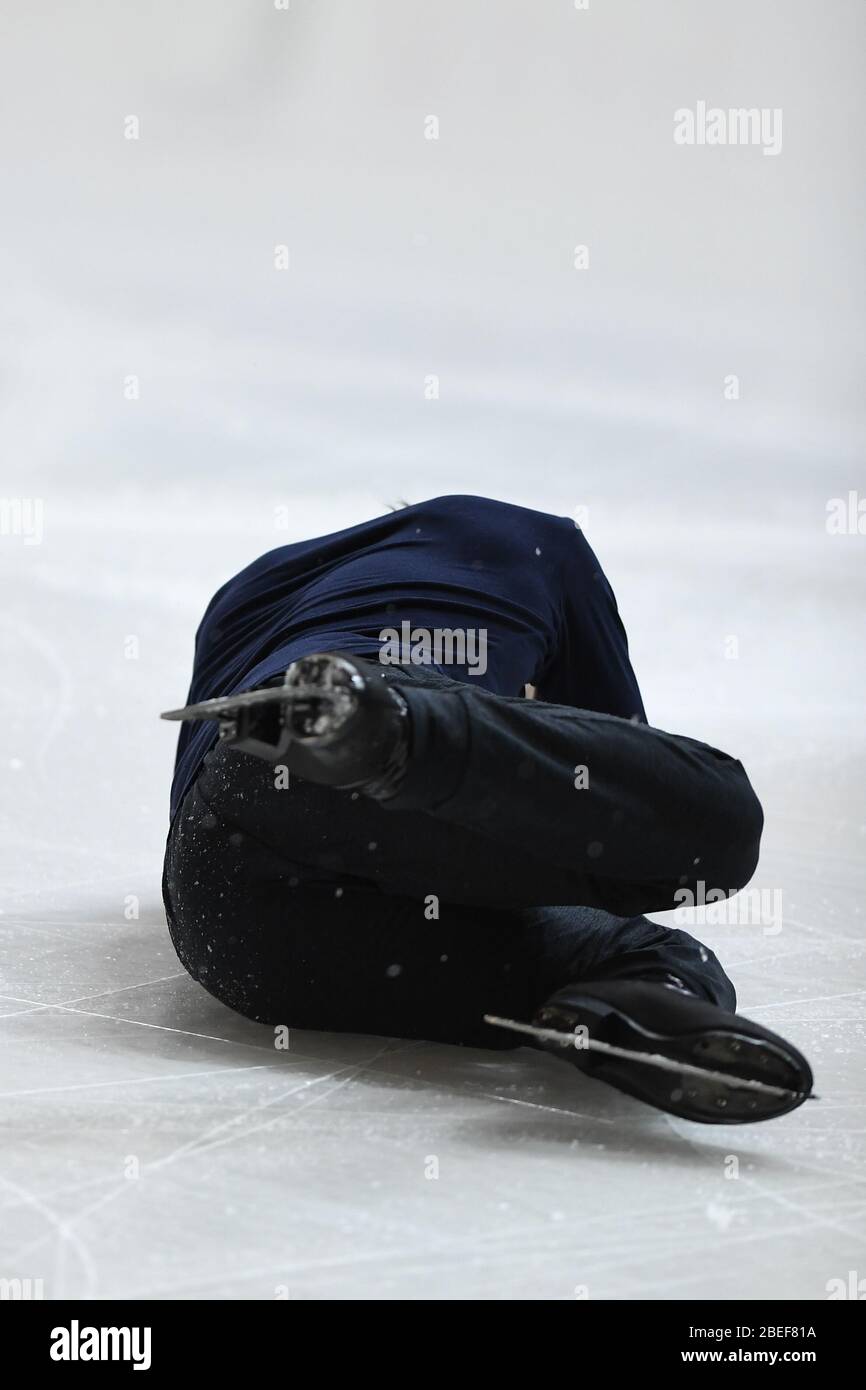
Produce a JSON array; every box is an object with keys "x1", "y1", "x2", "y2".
[
  {"x1": 163, "y1": 661, "x2": 762, "y2": 1046},
  {"x1": 161, "y1": 661, "x2": 756, "y2": 1045}
]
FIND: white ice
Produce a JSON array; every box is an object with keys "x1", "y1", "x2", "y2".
[{"x1": 1, "y1": 1, "x2": 865, "y2": 1301}]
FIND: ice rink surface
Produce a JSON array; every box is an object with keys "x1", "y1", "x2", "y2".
[
  {"x1": 1, "y1": 1, "x2": 864, "y2": 1300},
  {"x1": 2, "y1": 488, "x2": 864, "y2": 1301}
]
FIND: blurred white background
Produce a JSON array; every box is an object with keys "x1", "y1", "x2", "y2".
[{"x1": 3, "y1": 0, "x2": 863, "y2": 501}]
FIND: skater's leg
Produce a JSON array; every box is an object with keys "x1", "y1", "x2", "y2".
[
  {"x1": 190, "y1": 657, "x2": 762, "y2": 920},
  {"x1": 378, "y1": 663, "x2": 764, "y2": 918},
  {"x1": 194, "y1": 735, "x2": 679, "y2": 912},
  {"x1": 167, "y1": 652, "x2": 762, "y2": 918},
  {"x1": 163, "y1": 778, "x2": 732, "y2": 1045},
  {"x1": 525, "y1": 903, "x2": 736, "y2": 1011},
  {"x1": 165, "y1": 748, "x2": 813, "y2": 1123}
]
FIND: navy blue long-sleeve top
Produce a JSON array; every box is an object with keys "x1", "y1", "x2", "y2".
[{"x1": 169, "y1": 495, "x2": 645, "y2": 819}]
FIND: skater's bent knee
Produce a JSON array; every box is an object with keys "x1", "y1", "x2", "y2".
[{"x1": 714, "y1": 770, "x2": 764, "y2": 894}]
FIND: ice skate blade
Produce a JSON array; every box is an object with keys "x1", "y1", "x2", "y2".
[
  {"x1": 484, "y1": 1014, "x2": 815, "y2": 1104},
  {"x1": 160, "y1": 682, "x2": 347, "y2": 724},
  {"x1": 160, "y1": 688, "x2": 291, "y2": 722}
]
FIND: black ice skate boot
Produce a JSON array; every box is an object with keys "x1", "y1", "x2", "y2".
[
  {"x1": 161, "y1": 652, "x2": 411, "y2": 799},
  {"x1": 486, "y1": 977, "x2": 814, "y2": 1124}
]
